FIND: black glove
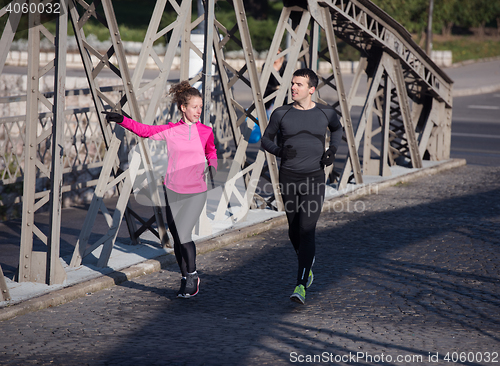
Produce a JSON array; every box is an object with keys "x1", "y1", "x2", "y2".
[
  {"x1": 279, "y1": 145, "x2": 297, "y2": 160},
  {"x1": 320, "y1": 148, "x2": 336, "y2": 167},
  {"x1": 204, "y1": 165, "x2": 216, "y2": 178},
  {"x1": 101, "y1": 111, "x2": 124, "y2": 123}
]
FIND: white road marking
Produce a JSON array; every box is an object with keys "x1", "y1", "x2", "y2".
[
  {"x1": 467, "y1": 105, "x2": 499, "y2": 110},
  {"x1": 452, "y1": 132, "x2": 500, "y2": 139}
]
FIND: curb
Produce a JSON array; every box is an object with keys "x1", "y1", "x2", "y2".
[
  {"x1": 0, "y1": 158, "x2": 466, "y2": 322},
  {"x1": 322, "y1": 159, "x2": 467, "y2": 210},
  {"x1": 0, "y1": 255, "x2": 178, "y2": 322},
  {"x1": 453, "y1": 84, "x2": 500, "y2": 97},
  {"x1": 448, "y1": 56, "x2": 500, "y2": 68}
]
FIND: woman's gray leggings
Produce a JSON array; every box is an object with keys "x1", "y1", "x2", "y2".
[{"x1": 164, "y1": 187, "x2": 207, "y2": 277}]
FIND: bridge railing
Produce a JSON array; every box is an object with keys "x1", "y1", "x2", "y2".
[{"x1": 0, "y1": 78, "x2": 230, "y2": 218}]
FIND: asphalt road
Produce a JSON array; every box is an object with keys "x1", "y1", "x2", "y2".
[
  {"x1": 450, "y1": 92, "x2": 500, "y2": 166},
  {"x1": 345, "y1": 91, "x2": 500, "y2": 168}
]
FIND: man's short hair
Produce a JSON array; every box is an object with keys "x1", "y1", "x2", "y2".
[{"x1": 293, "y1": 68, "x2": 318, "y2": 89}]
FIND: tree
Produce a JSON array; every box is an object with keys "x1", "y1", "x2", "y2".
[
  {"x1": 371, "y1": 0, "x2": 429, "y2": 34},
  {"x1": 244, "y1": 0, "x2": 270, "y2": 20},
  {"x1": 491, "y1": 0, "x2": 500, "y2": 36},
  {"x1": 471, "y1": 0, "x2": 497, "y2": 38},
  {"x1": 455, "y1": 0, "x2": 496, "y2": 37},
  {"x1": 434, "y1": 0, "x2": 460, "y2": 37}
]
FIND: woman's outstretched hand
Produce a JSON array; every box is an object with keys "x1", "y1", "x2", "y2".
[{"x1": 101, "y1": 111, "x2": 124, "y2": 123}]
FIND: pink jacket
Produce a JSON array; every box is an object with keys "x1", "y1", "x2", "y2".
[{"x1": 119, "y1": 116, "x2": 217, "y2": 194}]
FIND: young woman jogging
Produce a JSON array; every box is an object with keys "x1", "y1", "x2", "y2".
[{"x1": 103, "y1": 81, "x2": 217, "y2": 298}]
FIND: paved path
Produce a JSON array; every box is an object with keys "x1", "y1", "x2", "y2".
[{"x1": 0, "y1": 164, "x2": 498, "y2": 365}]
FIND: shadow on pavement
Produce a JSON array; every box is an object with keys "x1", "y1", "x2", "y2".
[{"x1": 89, "y1": 185, "x2": 499, "y2": 365}]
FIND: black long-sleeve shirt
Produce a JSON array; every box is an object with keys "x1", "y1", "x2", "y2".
[{"x1": 261, "y1": 103, "x2": 343, "y2": 175}]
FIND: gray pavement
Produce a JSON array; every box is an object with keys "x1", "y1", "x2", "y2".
[
  {"x1": 447, "y1": 57, "x2": 500, "y2": 97},
  {"x1": 0, "y1": 57, "x2": 499, "y2": 365},
  {"x1": 0, "y1": 163, "x2": 498, "y2": 365}
]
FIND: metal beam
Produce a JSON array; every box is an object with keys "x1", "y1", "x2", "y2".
[
  {"x1": 19, "y1": 3, "x2": 46, "y2": 283},
  {"x1": 47, "y1": 0, "x2": 69, "y2": 285},
  {"x1": 232, "y1": 0, "x2": 283, "y2": 210},
  {"x1": 101, "y1": 0, "x2": 168, "y2": 246},
  {"x1": 0, "y1": 0, "x2": 26, "y2": 76},
  {"x1": 321, "y1": 6, "x2": 362, "y2": 186},
  {"x1": 201, "y1": 0, "x2": 215, "y2": 126},
  {"x1": 132, "y1": 0, "x2": 190, "y2": 125},
  {"x1": 68, "y1": 0, "x2": 169, "y2": 251},
  {"x1": 317, "y1": 0, "x2": 453, "y2": 107},
  {"x1": 0, "y1": 265, "x2": 11, "y2": 301},
  {"x1": 383, "y1": 56, "x2": 422, "y2": 168}
]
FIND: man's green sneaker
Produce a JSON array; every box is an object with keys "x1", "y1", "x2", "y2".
[
  {"x1": 306, "y1": 269, "x2": 313, "y2": 288},
  {"x1": 290, "y1": 284, "x2": 306, "y2": 304}
]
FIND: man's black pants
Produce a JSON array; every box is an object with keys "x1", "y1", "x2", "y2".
[{"x1": 279, "y1": 169, "x2": 325, "y2": 287}]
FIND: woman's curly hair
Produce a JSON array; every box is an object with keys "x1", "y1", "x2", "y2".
[{"x1": 169, "y1": 81, "x2": 202, "y2": 111}]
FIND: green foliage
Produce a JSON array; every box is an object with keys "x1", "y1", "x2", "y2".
[
  {"x1": 110, "y1": 0, "x2": 158, "y2": 27},
  {"x1": 434, "y1": 37, "x2": 500, "y2": 63},
  {"x1": 337, "y1": 41, "x2": 361, "y2": 61},
  {"x1": 212, "y1": 1, "x2": 284, "y2": 52},
  {"x1": 115, "y1": 25, "x2": 147, "y2": 43},
  {"x1": 455, "y1": 0, "x2": 494, "y2": 28},
  {"x1": 2, "y1": 0, "x2": 500, "y2": 61},
  {"x1": 75, "y1": 0, "x2": 154, "y2": 43},
  {"x1": 371, "y1": 0, "x2": 499, "y2": 36},
  {"x1": 243, "y1": 0, "x2": 272, "y2": 20},
  {"x1": 371, "y1": 0, "x2": 429, "y2": 33},
  {"x1": 433, "y1": 0, "x2": 460, "y2": 36},
  {"x1": 247, "y1": 17, "x2": 281, "y2": 52},
  {"x1": 494, "y1": 1, "x2": 500, "y2": 20}
]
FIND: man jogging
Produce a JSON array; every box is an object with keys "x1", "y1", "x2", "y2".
[{"x1": 261, "y1": 68, "x2": 343, "y2": 304}]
